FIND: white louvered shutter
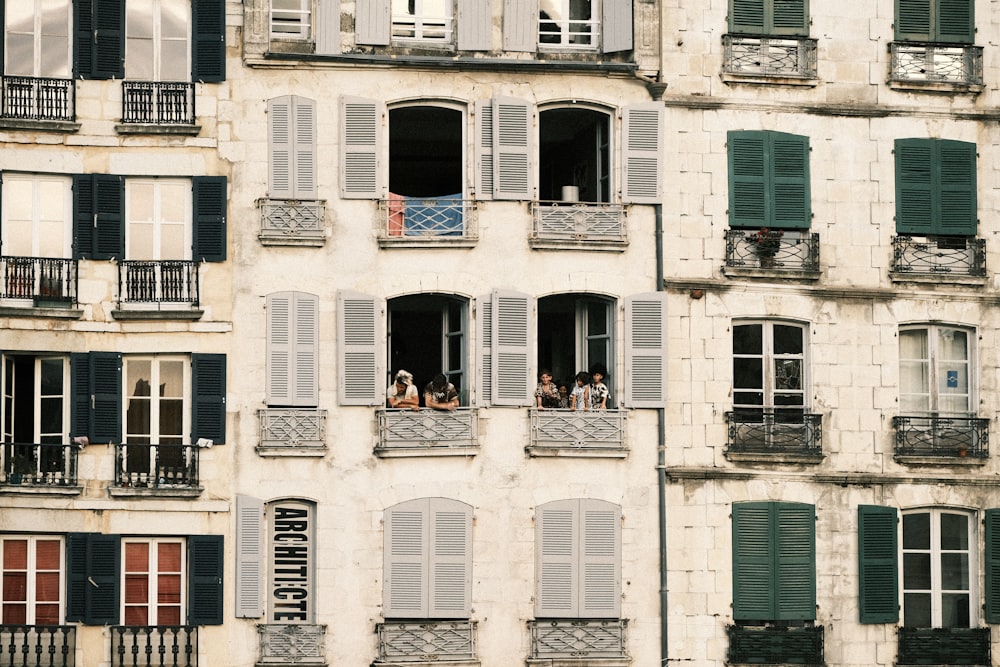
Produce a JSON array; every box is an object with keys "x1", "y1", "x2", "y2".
[
  {"x1": 236, "y1": 495, "x2": 265, "y2": 618},
  {"x1": 502, "y1": 0, "x2": 538, "y2": 51},
  {"x1": 621, "y1": 103, "x2": 663, "y2": 204},
  {"x1": 492, "y1": 97, "x2": 533, "y2": 201},
  {"x1": 293, "y1": 98, "x2": 317, "y2": 199},
  {"x1": 475, "y1": 100, "x2": 494, "y2": 200},
  {"x1": 267, "y1": 292, "x2": 292, "y2": 405},
  {"x1": 580, "y1": 499, "x2": 621, "y2": 617},
  {"x1": 267, "y1": 292, "x2": 318, "y2": 406},
  {"x1": 384, "y1": 500, "x2": 428, "y2": 618},
  {"x1": 536, "y1": 500, "x2": 578, "y2": 617},
  {"x1": 268, "y1": 96, "x2": 292, "y2": 199},
  {"x1": 477, "y1": 294, "x2": 493, "y2": 405},
  {"x1": 428, "y1": 499, "x2": 472, "y2": 618},
  {"x1": 602, "y1": 0, "x2": 633, "y2": 53},
  {"x1": 457, "y1": 0, "x2": 491, "y2": 50},
  {"x1": 624, "y1": 292, "x2": 668, "y2": 408},
  {"x1": 337, "y1": 291, "x2": 383, "y2": 405},
  {"x1": 293, "y1": 292, "x2": 319, "y2": 404},
  {"x1": 491, "y1": 290, "x2": 532, "y2": 406},
  {"x1": 315, "y1": 0, "x2": 341, "y2": 54},
  {"x1": 356, "y1": 0, "x2": 390, "y2": 45},
  {"x1": 340, "y1": 96, "x2": 384, "y2": 199}
]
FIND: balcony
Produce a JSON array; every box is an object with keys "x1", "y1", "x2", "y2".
[
  {"x1": 722, "y1": 35, "x2": 818, "y2": 82},
  {"x1": 256, "y1": 624, "x2": 326, "y2": 666},
  {"x1": 724, "y1": 229, "x2": 820, "y2": 277},
  {"x1": 0, "y1": 624, "x2": 76, "y2": 667},
  {"x1": 1, "y1": 257, "x2": 78, "y2": 308},
  {"x1": 527, "y1": 409, "x2": 627, "y2": 457},
  {"x1": 890, "y1": 236, "x2": 986, "y2": 284},
  {"x1": 111, "y1": 626, "x2": 196, "y2": 667},
  {"x1": 378, "y1": 196, "x2": 477, "y2": 247},
  {"x1": 726, "y1": 624, "x2": 824, "y2": 666},
  {"x1": 889, "y1": 42, "x2": 983, "y2": 92},
  {"x1": 376, "y1": 408, "x2": 478, "y2": 457},
  {"x1": 530, "y1": 202, "x2": 627, "y2": 250},
  {"x1": 1, "y1": 75, "x2": 74, "y2": 122},
  {"x1": 257, "y1": 408, "x2": 327, "y2": 456},
  {"x1": 528, "y1": 619, "x2": 628, "y2": 662},
  {"x1": 725, "y1": 411, "x2": 823, "y2": 463},
  {"x1": 258, "y1": 199, "x2": 326, "y2": 246},
  {"x1": 1, "y1": 443, "x2": 80, "y2": 491},
  {"x1": 111, "y1": 444, "x2": 201, "y2": 497},
  {"x1": 375, "y1": 620, "x2": 477, "y2": 664},
  {"x1": 892, "y1": 415, "x2": 989, "y2": 462},
  {"x1": 116, "y1": 261, "x2": 200, "y2": 316},
  {"x1": 120, "y1": 81, "x2": 196, "y2": 126},
  {"x1": 897, "y1": 627, "x2": 990, "y2": 666}
]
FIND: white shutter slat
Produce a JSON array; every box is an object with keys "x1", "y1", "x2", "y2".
[
  {"x1": 356, "y1": 0, "x2": 390, "y2": 45},
  {"x1": 474, "y1": 101, "x2": 494, "y2": 200},
  {"x1": 502, "y1": 0, "x2": 538, "y2": 51},
  {"x1": 266, "y1": 293, "x2": 292, "y2": 405},
  {"x1": 268, "y1": 97, "x2": 292, "y2": 199},
  {"x1": 293, "y1": 98, "x2": 318, "y2": 199},
  {"x1": 477, "y1": 294, "x2": 493, "y2": 405},
  {"x1": 621, "y1": 103, "x2": 663, "y2": 204},
  {"x1": 581, "y1": 500, "x2": 621, "y2": 617},
  {"x1": 428, "y1": 499, "x2": 473, "y2": 617},
  {"x1": 536, "y1": 500, "x2": 578, "y2": 617},
  {"x1": 385, "y1": 503, "x2": 428, "y2": 618},
  {"x1": 294, "y1": 292, "x2": 319, "y2": 404},
  {"x1": 315, "y1": 0, "x2": 341, "y2": 55},
  {"x1": 492, "y1": 97, "x2": 533, "y2": 201},
  {"x1": 624, "y1": 292, "x2": 668, "y2": 408},
  {"x1": 236, "y1": 495, "x2": 265, "y2": 618},
  {"x1": 340, "y1": 96, "x2": 384, "y2": 199},
  {"x1": 602, "y1": 0, "x2": 633, "y2": 53},
  {"x1": 491, "y1": 289, "x2": 532, "y2": 406},
  {"x1": 337, "y1": 290, "x2": 383, "y2": 405},
  {"x1": 457, "y1": 0, "x2": 491, "y2": 50}
]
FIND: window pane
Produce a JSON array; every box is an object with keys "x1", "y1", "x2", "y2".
[
  {"x1": 941, "y1": 553, "x2": 969, "y2": 590},
  {"x1": 942, "y1": 593, "x2": 970, "y2": 628},
  {"x1": 6, "y1": 34, "x2": 33, "y2": 76},
  {"x1": 733, "y1": 358, "x2": 763, "y2": 391},
  {"x1": 903, "y1": 513, "x2": 930, "y2": 549},
  {"x1": 6, "y1": 3, "x2": 34, "y2": 33},
  {"x1": 2, "y1": 573, "x2": 27, "y2": 602},
  {"x1": 900, "y1": 329, "x2": 929, "y2": 359},
  {"x1": 903, "y1": 553, "x2": 931, "y2": 590},
  {"x1": 161, "y1": 0, "x2": 188, "y2": 39},
  {"x1": 158, "y1": 574, "x2": 181, "y2": 604},
  {"x1": 125, "y1": 574, "x2": 149, "y2": 604},
  {"x1": 774, "y1": 359, "x2": 801, "y2": 390},
  {"x1": 157, "y1": 605, "x2": 181, "y2": 625},
  {"x1": 940, "y1": 513, "x2": 968, "y2": 550},
  {"x1": 160, "y1": 40, "x2": 188, "y2": 80},
  {"x1": 772, "y1": 324, "x2": 803, "y2": 355},
  {"x1": 733, "y1": 324, "x2": 762, "y2": 355},
  {"x1": 159, "y1": 361, "x2": 184, "y2": 398},
  {"x1": 125, "y1": 542, "x2": 150, "y2": 571},
  {"x1": 938, "y1": 329, "x2": 968, "y2": 361},
  {"x1": 158, "y1": 542, "x2": 182, "y2": 571},
  {"x1": 3, "y1": 541, "x2": 27, "y2": 569},
  {"x1": 34, "y1": 604, "x2": 59, "y2": 625},
  {"x1": 124, "y1": 606, "x2": 148, "y2": 625},
  {"x1": 40, "y1": 398, "x2": 63, "y2": 437},
  {"x1": 903, "y1": 592, "x2": 931, "y2": 627},
  {"x1": 127, "y1": 0, "x2": 154, "y2": 38},
  {"x1": 2, "y1": 604, "x2": 27, "y2": 625},
  {"x1": 40, "y1": 360, "x2": 63, "y2": 396},
  {"x1": 34, "y1": 540, "x2": 60, "y2": 570},
  {"x1": 34, "y1": 572, "x2": 59, "y2": 602}
]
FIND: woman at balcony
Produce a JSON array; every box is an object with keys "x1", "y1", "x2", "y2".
[
  {"x1": 535, "y1": 370, "x2": 562, "y2": 409},
  {"x1": 386, "y1": 370, "x2": 420, "y2": 410}
]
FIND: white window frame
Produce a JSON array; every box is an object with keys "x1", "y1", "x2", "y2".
[
  {"x1": 537, "y1": 104, "x2": 613, "y2": 204},
  {"x1": 125, "y1": 0, "x2": 191, "y2": 82},
  {"x1": 122, "y1": 537, "x2": 187, "y2": 626},
  {"x1": 271, "y1": 0, "x2": 312, "y2": 39},
  {"x1": 391, "y1": 0, "x2": 454, "y2": 43},
  {"x1": 125, "y1": 178, "x2": 193, "y2": 261},
  {"x1": 899, "y1": 325, "x2": 974, "y2": 415},
  {"x1": 732, "y1": 320, "x2": 807, "y2": 413},
  {"x1": 386, "y1": 294, "x2": 469, "y2": 405},
  {"x1": 2, "y1": 354, "x2": 69, "y2": 446},
  {"x1": 1, "y1": 174, "x2": 73, "y2": 259},
  {"x1": 538, "y1": 0, "x2": 598, "y2": 49},
  {"x1": 122, "y1": 356, "x2": 190, "y2": 484},
  {"x1": 3, "y1": 0, "x2": 72, "y2": 78},
  {"x1": 0, "y1": 536, "x2": 65, "y2": 626},
  {"x1": 901, "y1": 508, "x2": 977, "y2": 628},
  {"x1": 388, "y1": 101, "x2": 467, "y2": 199},
  {"x1": 536, "y1": 294, "x2": 616, "y2": 400}
]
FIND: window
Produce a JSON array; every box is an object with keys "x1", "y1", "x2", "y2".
[
  {"x1": 127, "y1": 179, "x2": 191, "y2": 261},
  {"x1": 123, "y1": 538, "x2": 184, "y2": 626},
  {"x1": 383, "y1": 498, "x2": 472, "y2": 619},
  {"x1": 537, "y1": 294, "x2": 614, "y2": 401},
  {"x1": 386, "y1": 294, "x2": 468, "y2": 406},
  {"x1": 733, "y1": 321, "x2": 806, "y2": 420},
  {"x1": 268, "y1": 96, "x2": 317, "y2": 201},
  {"x1": 1, "y1": 536, "x2": 63, "y2": 625},
  {"x1": 2, "y1": 354, "x2": 71, "y2": 480},
  {"x1": 895, "y1": 0, "x2": 973, "y2": 43},
  {"x1": 501, "y1": 0, "x2": 631, "y2": 53},
  {"x1": 539, "y1": 0, "x2": 596, "y2": 48},
  {"x1": 123, "y1": 356, "x2": 186, "y2": 480},
  {"x1": 538, "y1": 107, "x2": 610, "y2": 203},
  {"x1": 392, "y1": 0, "x2": 453, "y2": 42},
  {"x1": 271, "y1": 0, "x2": 311, "y2": 39},
  {"x1": 729, "y1": 0, "x2": 808, "y2": 36},
  {"x1": 899, "y1": 325, "x2": 972, "y2": 415},
  {"x1": 357, "y1": 0, "x2": 488, "y2": 50},
  {"x1": 895, "y1": 139, "x2": 977, "y2": 237},
  {"x1": 266, "y1": 292, "x2": 319, "y2": 407},
  {"x1": 2, "y1": 174, "x2": 72, "y2": 259},
  {"x1": 125, "y1": 0, "x2": 189, "y2": 83},
  {"x1": 4, "y1": 0, "x2": 72, "y2": 77},
  {"x1": 728, "y1": 130, "x2": 811, "y2": 230}
]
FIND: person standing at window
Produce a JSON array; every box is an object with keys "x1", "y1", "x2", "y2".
[
  {"x1": 387, "y1": 370, "x2": 419, "y2": 410},
  {"x1": 535, "y1": 370, "x2": 561, "y2": 409},
  {"x1": 424, "y1": 373, "x2": 459, "y2": 411}
]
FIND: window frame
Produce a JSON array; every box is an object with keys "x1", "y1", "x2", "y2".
[
  {"x1": 537, "y1": 104, "x2": 613, "y2": 204},
  {"x1": 901, "y1": 507, "x2": 977, "y2": 628},
  {"x1": 391, "y1": 0, "x2": 454, "y2": 44},
  {"x1": 894, "y1": 138, "x2": 977, "y2": 237},
  {"x1": 124, "y1": 0, "x2": 191, "y2": 82},
  {"x1": 538, "y1": 0, "x2": 598, "y2": 50},
  {"x1": 732, "y1": 320, "x2": 808, "y2": 416},
  {"x1": 3, "y1": 0, "x2": 72, "y2": 78},
  {"x1": 0, "y1": 535, "x2": 65, "y2": 626},
  {"x1": 387, "y1": 101, "x2": 467, "y2": 201},
  {"x1": 2, "y1": 353, "x2": 70, "y2": 445},
  {"x1": 270, "y1": 0, "x2": 312, "y2": 40},
  {"x1": 898, "y1": 324, "x2": 975, "y2": 415},
  {"x1": 125, "y1": 178, "x2": 193, "y2": 261},
  {"x1": 727, "y1": 130, "x2": 812, "y2": 230},
  {"x1": 121, "y1": 536, "x2": 186, "y2": 626},
  {"x1": 1, "y1": 173, "x2": 73, "y2": 259}
]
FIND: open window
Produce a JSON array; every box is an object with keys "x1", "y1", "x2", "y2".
[
  {"x1": 387, "y1": 294, "x2": 468, "y2": 406},
  {"x1": 2, "y1": 354, "x2": 70, "y2": 482},
  {"x1": 537, "y1": 294, "x2": 614, "y2": 403},
  {"x1": 538, "y1": 107, "x2": 610, "y2": 204}
]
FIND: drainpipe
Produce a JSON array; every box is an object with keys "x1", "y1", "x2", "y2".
[{"x1": 655, "y1": 203, "x2": 668, "y2": 666}]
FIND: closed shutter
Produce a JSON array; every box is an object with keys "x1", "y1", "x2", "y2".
[
  {"x1": 384, "y1": 500, "x2": 429, "y2": 618},
  {"x1": 771, "y1": 133, "x2": 811, "y2": 230},
  {"x1": 66, "y1": 533, "x2": 120, "y2": 625},
  {"x1": 71, "y1": 176, "x2": 94, "y2": 259},
  {"x1": 623, "y1": 292, "x2": 667, "y2": 408},
  {"x1": 72, "y1": 351, "x2": 122, "y2": 444},
  {"x1": 267, "y1": 292, "x2": 319, "y2": 406},
  {"x1": 293, "y1": 98, "x2": 317, "y2": 199},
  {"x1": 857, "y1": 504, "x2": 899, "y2": 623},
  {"x1": 69, "y1": 353, "x2": 91, "y2": 440},
  {"x1": 774, "y1": 502, "x2": 815, "y2": 620},
  {"x1": 728, "y1": 131, "x2": 768, "y2": 228},
  {"x1": 894, "y1": 139, "x2": 976, "y2": 236},
  {"x1": 340, "y1": 96, "x2": 384, "y2": 199},
  {"x1": 896, "y1": 0, "x2": 932, "y2": 40},
  {"x1": 192, "y1": 354, "x2": 226, "y2": 444},
  {"x1": 193, "y1": 176, "x2": 227, "y2": 262},
  {"x1": 621, "y1": 103, "x2": 663, "y2": 204},
  {"x1": 457, "y1": 0, "x2": 491, "y2": 50},
  {"x1": 72, "y1": 175, "x2": 124, "y2": 260},
  {"x1": 772, "y1": 0, "x2": 809, "y2": 36},
  {"x1": 937, "y1": 0, "x2": 974, "y2": 43},
  {"x1": 74, "y1": 0, "x2": 124, "y2": 79},
  {"x1": 271, "y1": 97, "x2": 318, "y2": 200},
  {"x1": 188, "y1": 535, "x2": 224, "y2": 625},
  {"x1": 491, "y1": 290, "x2": 531, "y2": 406},
  {"x1": 502, "y1": 0, "x2": 537, "y2": 51},
  {"x1": 192, "y1": 0, "x2": 225, "y2": 82},
  {"x1": 729, "y1": 131, "x2": 810, "y2": 230},
  {"x1": 492, "y1": 98, "x2": 533, "y2": 201},
  {"x1": 428, "y1": 498, "x2": 472, "y2": 618},
  {"x1": 580, "y1": 499, "x2": 621, "y2": 618},
  {"x1": 477, "y1": 294, "x2": 493, "y2": 405},
  {"x1": 337, "y1": 291, "x2": 382, "y2": 406},
  {"x1": 602, "y1": 0, "x2": 633, "y2": 53},
  {"x1": 315, "y1": 0, "x2": 341, "y2": 55},
  {"x1": 730, "y1": 0, "x2": 766, "y2": 34},
  {"x1": 732, "y1": 502, "x2": 775, "y2": 620},
  {"x1": 0, "y1": 4, "x2": 4, "y2": 72},
  {"x1": 269, "y1": 97, "x2": 294, "y2": 199},
  {"x1": 985, "y1": 508, "x2": 1000, "y2": 623},
  {"x1": 895, "y1": 139, "x2": 934, "y2": 235},
  {"x1": 356, "y1": 0, "x2": 390, "y2": 45},
  {"x1": 235, "y1": 496, "x2": 265, "y2": 619},
  {"x1": 474, "y1": 100, "x2": 494, "y2": 200},
  {"x1": 937, "y1": 140, "x2": 977, "y2": 235}
]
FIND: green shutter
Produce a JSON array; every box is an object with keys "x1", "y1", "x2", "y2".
[
  {"x1": 772, "y1": 0, "x2": 809, "y2": 36},
  {"x1": 188, "y1": 535, "x2": 224, "y2": 625},
  {"x1": 985, "y1": 509, "x2": 1000, "y2": 623},
  {"x1": 192, "y1": 354, "x2": 226, "y2": 444},
  {"x1": 73, "y1": 0, "x2": 125, "y2": 79},
  {"x1": 192, "y1": 0, "x2": 226, "y2": 82},
  {"x1": 770, "y1": 133, "x2": 811, "y2": 230},
  {"x1": 66, "y1": 533, "x2": 120, "y2": 625},
  {"x1": 775, "y1": 503, "x2": 816, "y2": 620},
  {"x1": 896, "y1": 0, "x2": 932, "y2": 40},
  {"x1": 895, "y1": 139, "x2": 934, "y2": 235},
  {"x1": 71, "y1": 175, "x2": 93, "y2": 259},
  {"x1": 896, "y1": 139, "x2": 976, "y2": 236},
  {"x1": 858, "y1": 505, "x2": 899, "y2": 624},
  {"x1": 937, "y1": 0, "x2": 973, "y2": 43},
  {"x1": 65, "y1": 533, "x2": 89, "y2": 622},
  {"x1": 91, "y1": 352, "x2": 122, "y2": 444},
  {"x1": 730, "y1": 0, "x2": 766, "y2": 34},
  {"x1": 193, "y1": 176, "x2": 227, "y2": 262},
  {"x1": 937, "y1": 140, "x2": 977, "y2": 235},
  {"x1": 729, "y1": 131, "x2": 810, "y2": 229},
  {"x1": 733, "y1": 502, "x2": 775, "y2": 620},
  {"x1": 72, "y1": 175, "x2": 124, "y2": 261},
  {"x1": 69, "y1": 353, "x2": 91, "y2": 440},
  {"x1": 728, "y1": 131, "x2": 768, "y2": 229}
]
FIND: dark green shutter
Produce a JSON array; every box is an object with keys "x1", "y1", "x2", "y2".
[
  {"x1": 91, "y1": 352, "x2": 122, "y2": 443},
  {"x1": 72, "y1": 0, "x2": 94, "y2": 78},
  {"x1": 770, "y1": 133, "x2": 811, "y2": 229},
  {"x1": 729, "y1": 131, "x2": 810, "y2": 229},
  {"x1": 192, "y1": 354, "x2": 226, "y2": 444},
  {"x1": 896, "y1": 0, "x2": 932, "y2": 40},
  {"x1": 775, "y1": 502, "x2": 816, "y2": 620},
  {"x1": 71, "y1": 175, "x2": 94, "y2": 259},
  {"x1": 69, "y1": 353, "x2": 91, "y2": 439},
  {"x1": 937, "y1": 140, "x2": 977, "y2": 234},
  {"x1": 731, "y1": 0, "x2": 808, "y2": 36},
  {"x1": 896, "y1": 139, "x2": 976, "y2": 236},
  {"x1": 733, "y1": 502, "x2": 775, "y2": 620},
  {"x1": 66, "y1": 533, "x2": 120, "y2": 625},
  {"x1": 985, "y1": 509, "x2": 1000, "y2": 623},
  {"x1": 0, "y1": 3, "x2": 4, "y2": 73},
  {"x1": 937, "y1": 0, "x2": 973, "y2": 43},
  {"x1": 771, "y1": 0, "x2": 809, "y2": 36},
  {"x1": 730, "y1": 0, "x2": 766, "y2": 33},
  {"x1": 895, "y1": 139, "x2": 934, "y2": 235},
  {"x1": 72, "y1": 174, "x2": 125, "y2": 261},
  {"x1": 858, "y1": 505, "x2": 899, "y2": 623},
  {"x1": 188, "y1": 535, "x2": 224, "y2": 625},
  {"x1": 74, "y1": 0, "x2": 124, "y2": 79},
  {"x1": 192, "y1": 0, "x2": 226, "y2": 82},
  {"x1": 729, "y1": 131, "x2": 768, "y2": 229},
  {"x1": 193, "y1": 176, "x2": 227, "y2": 262}
]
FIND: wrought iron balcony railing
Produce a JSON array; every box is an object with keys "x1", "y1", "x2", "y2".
[
  {"x1": 256, "y1": 624, "x2": 326, "y2": 665},
  {"x1": 897, "y1": 627, "x2": 990, "y2": 666},
  {"x1": 119, "y1": 261, "x2": 199, "y2": 306},
  {"x1": 1, "y1": 76, "x2": 75, "y2": 122},
  {"x1": 379, "y1": 196, "x2": 475, "y2": 241},
  {"x1": 725, "y1": 411, "x2": 823, "y2": 456},
  {"x1": 258, "y1": 199, "x2": 326, "y2": 244},
  {"x1": 2, "y1": 442, "x2": 79, "y2": 487},
  {"x1": 723, "y1": 35, "x2": 818, "y2": 79},
  {"x1": 531, "y1": 202, "x2": 627, "y2": 245},
  {"x1": 529, "y1": 619, "x2": 628, "y2": 660},
  {"x1": 891, "y1": 236, "x2": 986, "y2": 277},
  {"x1": 376, "y1": 620, "x2": 476, "y2": 663},
  {"x1": 114, "y1": 444, "x2": 200, "y2": 489},
  {"x1": 258, "y1": 408, "x2": 327, "y2": 451},
  {"x1": 725, "y1": 229, "x2": 820, "y2": 272},
  {"x1": 890, "y1": 42, "x2": 983, "y2": 86},
  {"x1": 1, "y1": 256, "x2": 78, "y2": 306},
  {"x1": 121, "y1": 81, "x2": 196, "y2": 125},
  {"x1": 376, "y1": 408, "x2": 478, "y2": 453},
  {"x1": 892, "y1": 415, "x2": 989, "y2": 459},
  {"x1": 727, "y1": 624, "x2": 824, "y2": 666},
  {"x1": 111, "y1": 626, "x2": 197, "y2": 667},
  {"x1": 0, "y1": 624, "x2": 76, "y2": 667},
  {"x1": 528, "y1": 408, "x2": 626, "y2": 451}
]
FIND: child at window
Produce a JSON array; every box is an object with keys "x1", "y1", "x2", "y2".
[
  {"x1": 570, "y1": 371, "x2": 590, "y2": 411},
  {"x1": 589, "y1": 367, "x2": 609, "y2": 410}
]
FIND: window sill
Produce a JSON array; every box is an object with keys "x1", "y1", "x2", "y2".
[
  {"x1": 723, "y1": 266, "x2": 821, "y2": 281},
  {"x1": 0, "y1": 118, "x2": 79, "y2": 132},
  {"x1": 378, "y1": 236, "x2": 478, "y2": 249},
  {"x1": 721, "y1": 72, "x2": 819, "y2": 87},
  {"x1": 888, "y1": 271, "x2": 987, "y2": 286},
  {"x1": 527, "y1": 660, "x2": 629, "y2": 667},
  {"x1": 0, "y1": 484, "x2": 82, "y2": 496},
  {"x1": 374, "y1": 445, "x2": 479, "y2": 458},
  {"x1": 893, "y1": 455, "x2": 987, "y2": 467},
  {"x1": 259, "y1": 231, "x2": 326, "y2": 247},
  {"x1": 115, "y1": 123, "x2": 201, "y2": 136},
  {"x1": 256, "y1": 444, "x2": 327, "y2": 457},
  {"x1": 726, "y1": 451, "x2": 825, "y2": 465},
  {"x1": 109, "y1": 486, "x2": 203, "y2": 499},
  {"x1": 526, "y1": 445, "x2": 628, "y2": 458},
  {"x1": 111, "y1": 307, "x2": 204, "y2": 321},
  {"x1": 0, "y1": 304, "x2": 83, "y2": 319},
  {"x1": 529, "y1": 237, "x2": 628, "y2": 252},
  {"x1": 888, "y1": 79, "x2": 984, "y2": 95},
  {"x1": 374, "y1": 661, "x2": 479, "y2": 667}
]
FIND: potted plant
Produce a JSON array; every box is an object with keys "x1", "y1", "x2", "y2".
[{"x1": 748, "y1": 228, "x2": 784, "y2": 267}]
